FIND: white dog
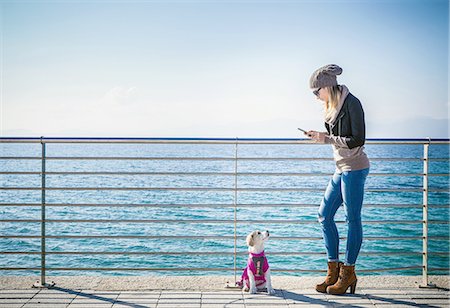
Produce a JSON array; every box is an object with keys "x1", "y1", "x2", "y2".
[{"x1": 237, "y1": 230, "x2": 275, "y2": 294}]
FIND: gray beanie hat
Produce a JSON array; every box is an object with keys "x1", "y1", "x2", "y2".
[{"x1": 309, "y1": 64, "x2": 343, "y2": 89}]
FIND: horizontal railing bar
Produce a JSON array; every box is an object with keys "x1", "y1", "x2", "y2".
[
  {"x1": 1, "y1": 251, "x2": 240, "y2": 256},
  {"x1": 0, "y1": 187, "x2": 266, "y2": 191},
  {"x1": 273, "y1": 266, "x2": 424, "y2": 273},
  {"x1": 0, "y1": 159, "x2": 447, "y2": 165},
  {"x1": 0, "y1": 235, "x2": 438, "y2": 240},
  {"x1": 0, "y1": 219, "x2": 225, "y2": 224},
  {"x1": 0, "y1": 235, "x2": 236, "y2": 239},
  {"x1": 0, "y1": 137, "x2": 310, "y2": 144},
  {"x1": 0, "y1": 251, "x2": 239, "y2": 255},
  {"x1": 0, "y1": 156, "x2": 428, "y2": 162},
  {"x1": 0, "y1": 156, "x2": 236, "y2": 161},
  {"x1": 2, "y1": 171, "x2": 234, "y2": 175},
  {"x1": 0, "y1": 203, "x2": 434, "y2": 208},
  {"x1": 3, "y1": 171, "x2": 448, "y2": 177},
  {"x1": 0, "y1": 171, "x2": 330, "y2": 176},
  {"x1": 0, "y1": 157, "x2": 42, "y2": 160},
  {"x1": 0, "y1": 267, "x2": 234, "y2": 272},
  {"x1": 0, "y1": 187, "x2": 427, "y2": 192},
  {"x1": 0, "y1": 137, "x2": 449, "y2": 144},
  {"x1": 0, "y1": 266, "x2": 425, "y2": 272},
  {"x1": 329, "y1": 157, "x2": 443, "y2": 161},
  {"x1": 0, "y1": 251, "x2": 423, "y2": 256},
  {"x1": 429, "y1": 220, "x2": 450, "y2": 224},
  {"x1": 429, "y1": 268, "x2": 450, "y2": 271},
  {"x1": 4, "y1": 203, "x2": 227, "y2": 207},
  {"x1": 0, "y1": 219, "x2": 429, "y2": 224},
  {"x1": 0, "y1": 171, "x2": 238, "y2": 176}
]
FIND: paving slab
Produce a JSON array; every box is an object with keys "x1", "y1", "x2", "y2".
[
  {"x1": 111, "y1": 304, "x2": 157, "y2": 308},
  {"x1": 0, "y1": 294, "x2": 36, "y2": 299},
  {"x1": 28, "y1": 297, "x2": 74, "y2": 304},
  {"x1": 201, "y1": 305, "x2": 245, "y2": 308},
  {"x1": 156, "y1": 305, "x2": 200, "y2": 308},
  {"x1": 67, "y1": 305, "x2": 113, "y2": 308},
  {"x1": 0, "y1": 290, "x2": 39, "y2": 294},
  {"x1": 201, "y1": 299, "x2": 246, "y2": 304},
  {"x1": 287, "y1": 303, "x2": 332, "y2": 306},
  {"x1": 116, "y1": 296, "x2": 161, "y2": 300},
  {"x1": 22, "y1": 305, "x2": 69, "y2": 308},
  {"x1": 0, "y1": 298, "x2": 32, "y2": 303}
]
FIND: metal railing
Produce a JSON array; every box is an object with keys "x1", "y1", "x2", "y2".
[{"x1": 0, "y1": 137, "x2": 449, "y2": 288}]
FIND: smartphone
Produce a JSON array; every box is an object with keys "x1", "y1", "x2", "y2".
[{"x1": 297, "y1": 128, "x2": 308, "y2": 133}]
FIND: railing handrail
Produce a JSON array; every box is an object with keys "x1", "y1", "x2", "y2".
[{"x1": 0, "y1": 137, "x2": 449, "y2": 144}]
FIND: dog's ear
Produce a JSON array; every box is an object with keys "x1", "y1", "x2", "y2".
[{"x1": 246, "y1": 232, "x2": 255, "y2": 247}]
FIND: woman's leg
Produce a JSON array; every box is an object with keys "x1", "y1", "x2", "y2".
[
  {"x1": 341, "y1": 168, "x2": 369, "y2": 265},
  {"x1": 318, "y1": 172, "x2": 344, "y2": 262}
]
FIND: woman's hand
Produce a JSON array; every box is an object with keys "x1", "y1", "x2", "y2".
[{"x1": 305, "y1": 130, "x2": 327, "y2": 143}]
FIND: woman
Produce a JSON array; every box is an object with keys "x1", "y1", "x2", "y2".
[{"x1": 305, "y1": 64, "x2": 370, "y2": 295}]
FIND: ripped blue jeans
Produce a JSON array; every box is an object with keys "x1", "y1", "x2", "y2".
[{"x1": 318, "y1": 168, "x2": 369, "y2": 265}]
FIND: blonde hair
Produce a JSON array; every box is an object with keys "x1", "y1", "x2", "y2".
[{"x1": 324, "y1": 86, "x2": 342, "y2": 120}]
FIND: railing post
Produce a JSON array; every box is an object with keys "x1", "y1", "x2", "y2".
[
  {"x1": 33, "y1": 137, "x2": 54, "y2": 288},
  {"x1": 226, "y1": 138, "x2": 241, "y2": 289},
  {"x1": 233, "y1": 138, "x2": 238, "y2": 284},
  {"x1": 419, "y1": 139, "x2": 435, "y2": 288}
]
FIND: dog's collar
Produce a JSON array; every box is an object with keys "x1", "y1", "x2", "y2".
[{"x1": 249, "y1": 251, "x2": 265, "y2": 258}]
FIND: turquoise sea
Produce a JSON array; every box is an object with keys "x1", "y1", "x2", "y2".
[{"x1": 0, "y1": 141, "x2": 449, "y2": 276}]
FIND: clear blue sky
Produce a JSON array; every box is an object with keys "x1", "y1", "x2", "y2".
[{"x1": 1, "y1": 0, "x2": 448, "y2": 138}]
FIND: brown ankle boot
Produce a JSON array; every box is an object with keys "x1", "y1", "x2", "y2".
[
  {"x1": 326, "y1": 264, "x2": 357, "y2": 295},
  {"x1": 315, "y1": 261, "x2": 342, "y2": 293}
]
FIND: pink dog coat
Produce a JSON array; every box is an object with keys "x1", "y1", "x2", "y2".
[{"x1": 237, "y1": 251, "x2": 270, "y2": 288}]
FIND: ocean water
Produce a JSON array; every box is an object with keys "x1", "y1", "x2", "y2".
[{"x1": 0, "y1": 141, "x2": 449, "y2": 277}]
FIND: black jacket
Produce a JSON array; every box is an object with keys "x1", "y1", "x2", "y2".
[{"x1": 324, "y1": 93, "x2": 366, "y2": 149}]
